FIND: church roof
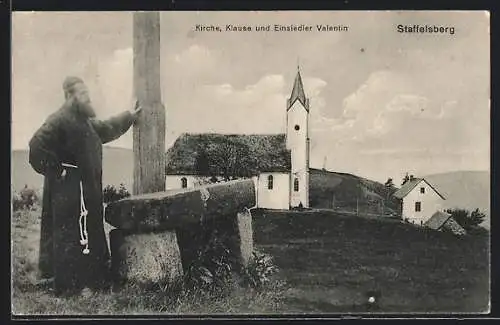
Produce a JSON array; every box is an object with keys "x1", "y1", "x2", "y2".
[
  {"x1": 287, "y1": 67, "x2": 309, "y2": 111},
  {"x1": 166, "y1": 133, "x2": 291, "y2": 175}
]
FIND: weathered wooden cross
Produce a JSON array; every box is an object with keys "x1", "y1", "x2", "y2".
[{"x1": 105, "y1": 12, "x2": 254, "y2": 287}]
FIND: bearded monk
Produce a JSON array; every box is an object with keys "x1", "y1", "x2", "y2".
[{"x1": 29, "y1": 76, "x2": 142, "y2": 296}]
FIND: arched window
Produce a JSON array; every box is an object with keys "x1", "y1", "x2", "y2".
[
  {"x1": 181, "y1": 177, "x2": 188, "y2": 188},
  {"x1": 294, "y1": 178, "x2": 299, "y2": 192},
  {"x1": 267, "y1": 175, "x2": 274, "y2": 190}
]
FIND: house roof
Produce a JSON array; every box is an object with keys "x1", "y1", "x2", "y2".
[
  {"x1": 287, "y1": 67, "x2": 309, "y2": 111},
  {"x1": 166, "y1": 133, "x2": 291, "y2": 175},
  {"x1": 425, "y1": 211, "x2": 466, "y2": 235},
  {"x1": 392, "y1": 178, "x2": 446, "y2": 200},
  {"x1": 424, "y1": 211, "x2": 452, "y2": 230}
]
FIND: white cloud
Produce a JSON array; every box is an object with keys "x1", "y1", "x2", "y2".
[
  {"x1": 168, "y1": 71, "x2": 329, "y2": 141},
  {"x1": 174, "y1": 44, "x2": 213, "y2": 65},
  {"x1": 93, "y1": 43, "x2": 330, "y2": 150},
  {"x1": 171, "y1": 44, "x2": 216, "y2": 79}
]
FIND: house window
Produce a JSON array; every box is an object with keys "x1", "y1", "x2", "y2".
[
  {"x1": 415, "y1": 201, "x2": 421, "y2": 212},
  {"x1": 267, "y1": 175, "x2": 274, "y2": 190},
  {"x1": 420, "y1": 187, "x2": 425, "y2": 194},
  {"x1": 294, "y1": 178, "x2": 299, "y2": 192},
  {"x1": 294, "y1": 124, "x2": 300, "y2": 131},
  {"x1": 181, "y1": 177, "x2": 188, "y2": 188}
]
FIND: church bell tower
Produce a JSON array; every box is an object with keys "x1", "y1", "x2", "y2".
[{"x1": 286, "y1": 66, "x2": 310, "y2": 208}]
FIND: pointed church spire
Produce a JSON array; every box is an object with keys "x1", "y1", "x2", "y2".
[{"x1": 287, "y1": 64, "x2": 309, "y2": 111}]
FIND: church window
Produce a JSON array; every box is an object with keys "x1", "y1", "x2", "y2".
[
  {"x1": 294, "y1": 124, "x2": 300, "y2": 131},
  {"x1": 267, "y1": 175, "x2": 274, "y2": 190},
  {"x1": 181, "y1": 177, "x2": 188, "y2": 188},
  {"x1": 294, "y1": 178, "x2": 299, "y2": 192}
]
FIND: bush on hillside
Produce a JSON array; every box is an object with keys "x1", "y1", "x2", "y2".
[
  {"x1": 184, "y1": 230, "x2": 234, "y2": 296},
  {"x1": 183, "y1": 227, "x2": 280, "y2": 297},
  {"x1": 242, "y1": 250, "x2": 279, "y2": 289},
  {"x1": 446, "y1": 208, "x2": 486, "y2": 231},
  {"x1": 12, "y1": 186, "x2": 39, "y2": 211},
  {"x1": 103, "y1": 183, "x2": 131, "y2": 204}
]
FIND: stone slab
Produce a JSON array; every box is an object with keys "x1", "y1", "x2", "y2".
[{"x1": 105, "y1": 179, "x2": 256, "y2": 232}]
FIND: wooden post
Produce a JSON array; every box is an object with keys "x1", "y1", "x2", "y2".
[{"x1": 133, "y1": 12, "x2": 165, "y2": 195}]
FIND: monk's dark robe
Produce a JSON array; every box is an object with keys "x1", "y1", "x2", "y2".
[{"x1": 29, "y1": 103, "x2": 134, "y2": 295}]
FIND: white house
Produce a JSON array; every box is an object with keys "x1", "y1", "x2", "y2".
[
  {"x1": 165, "y1": 67, "x2": 311, "y2": 210},
  {"x1": 393, "y1": 177, "x2": 446, "y2": 225}
]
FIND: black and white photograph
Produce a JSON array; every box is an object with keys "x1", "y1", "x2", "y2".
[{"x1": 11, "y1": 11, "x2": 490, "y2": 315}]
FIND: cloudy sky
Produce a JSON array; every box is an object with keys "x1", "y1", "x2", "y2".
[{"x1": 12, "y1": 11, "x2": 489, "y2": 182}]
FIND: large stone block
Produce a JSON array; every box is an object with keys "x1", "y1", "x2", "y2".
[
  {"x1": 109, "y1": 229, "x2": 183, "y2": 286},
  {"x1": 105, "y1": 179, "x2": 256, "y2": 233},
  {"x1": 175, "y1": 208, "x2": 254, "y2": 274}
]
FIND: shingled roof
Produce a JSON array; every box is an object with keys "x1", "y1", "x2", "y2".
[
  {"x1": 424, "y1": 211, "x2": 452, "y2": 230},
  {"x1": 166, "y1": 133, "x2": 291, "y2": 175},
  {"x1": 425, "y1": 211, "x2": 466, "y2": 235},
  {"x1": 393, "y1": 178, "x2": 446, "y2": 200}
]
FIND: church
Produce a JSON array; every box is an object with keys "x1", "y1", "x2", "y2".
[{"x1": 165, "y1": 67, "x2": 311, "y2": 210}]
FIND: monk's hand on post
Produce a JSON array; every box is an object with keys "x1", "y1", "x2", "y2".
[{"x1": 130, "y1": 99, "x2": 143, "y2": 121}]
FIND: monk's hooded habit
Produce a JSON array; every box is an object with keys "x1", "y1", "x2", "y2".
[{"x1": 29, "y1": 85, "x2": 135, "y2": 295}]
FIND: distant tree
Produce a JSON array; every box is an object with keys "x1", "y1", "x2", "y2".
[
  {"x1": 103, "y1": 184, "x2": 130, "y2": 204},
  {"x1": 19, "y1": 184, "x2": 38, "y2": 210},
  {"x1": 207, "y1": 138, "x2": 253, "y2": 181},
  {"x1": 118, "y1": 183, "x2": 131, "y2": 199},
  {"x1": 446, "y1": 208, "x2": 486, "y2": 231},
  {"x1": 383, "y1": 178, "x2": 397, "y2": 214},
  {"x1": 13, "y1": 186, "x2": 39, "y2": 211},
  {"x1": 401, "y1": 173, "x2": 410, "y2": 186},
  {"x1": 194, "y1": 149, "x2": 211, "y2": 176}
]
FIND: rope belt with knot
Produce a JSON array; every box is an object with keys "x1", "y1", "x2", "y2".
[{"x1": 61, "y1": 163, "x2": 90, "y2": 255}]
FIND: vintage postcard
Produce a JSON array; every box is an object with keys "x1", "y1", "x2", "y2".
[{"x1": 11, "y1": 11, "x2": 490, "y2": 316}]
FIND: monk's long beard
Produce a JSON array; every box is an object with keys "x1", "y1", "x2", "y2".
[{"x1": 77, "y1": 101, "x2": 96, "y2": 118}]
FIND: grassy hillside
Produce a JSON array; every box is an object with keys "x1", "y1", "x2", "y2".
[
  {"x1": 252, "y1": 209, "x2": 490, "y2": 313},
  {"x1": 12, "y1": 204, "x2": 489, "y2": 314},
  {"x1": 309, "y1": 169, "x2": 399, "y2": 215},
  {"x1": 12, "y1": 206, "x2": 284, "y2": 315},
  {"x1": 11, "y1": 150, "x2": 43, "y2": 191}
]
